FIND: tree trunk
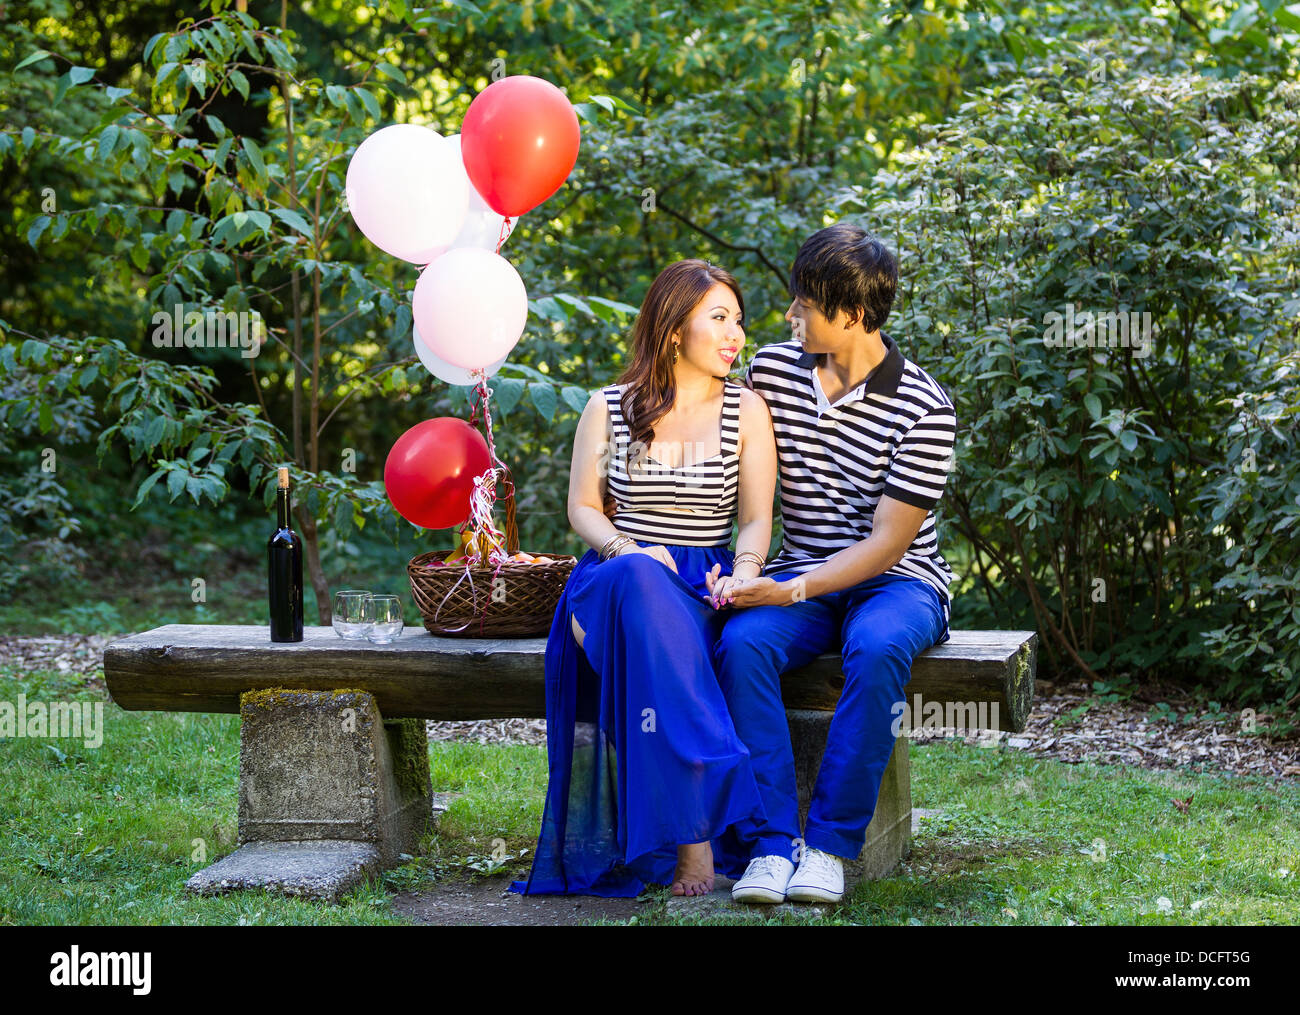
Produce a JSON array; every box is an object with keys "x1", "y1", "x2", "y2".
[
  {"x1": 278, "y1": 0, "x2": 329, "y2": 624},
  {"x1": 294, "y1": 501, "x2": 331, "y2": 625}
]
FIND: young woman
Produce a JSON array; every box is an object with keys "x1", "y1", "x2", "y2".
[{"x1": 511, "y1": 259, "x2": 778, "y2": 898}]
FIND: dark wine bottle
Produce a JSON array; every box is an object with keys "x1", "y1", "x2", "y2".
[{"x1": 267, "y1": 466, "x2": 304, "y2": 642}]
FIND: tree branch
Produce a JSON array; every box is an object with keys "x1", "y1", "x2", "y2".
[{"x1": 652, "y1": 200, "x2": 788, "y2": 285}]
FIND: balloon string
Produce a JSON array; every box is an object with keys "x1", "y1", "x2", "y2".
[
  {"x1": 444, "y1": 220, "x2": 515, "y2": 619},
  {"x1": 452, "y1": 372, "x2": 513, "y2": 576},
  {"x1": 475, "y1": 374, "x2": 514, "y2": 502},
  {"x1": 494, "y1": 216, "x2": 513, "y2": 255}
]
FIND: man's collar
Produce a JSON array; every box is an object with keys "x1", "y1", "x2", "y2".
[{"x1": 795, "y1": 332, "x2": 904, "y2": 399}]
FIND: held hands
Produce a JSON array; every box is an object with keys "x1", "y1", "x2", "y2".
[
  {"x1": 706, "y1": 564, "x2": 793, "y2": 609},
  {"x1": 705, "y1": 564, "x2": 734, "y2": 608}
]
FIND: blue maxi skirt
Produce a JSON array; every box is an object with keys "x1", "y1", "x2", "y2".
[{"x1": 510, "y1": 540, "x2": 767, "y2": 897}]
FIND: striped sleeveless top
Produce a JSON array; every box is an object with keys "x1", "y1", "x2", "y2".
[{"x1": 602, "y1": 380, "x2": 742, "y2": 546}]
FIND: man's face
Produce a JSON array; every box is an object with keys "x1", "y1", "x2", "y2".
[{"x1": 785, "y1": 296, "x2": 842, "y2": 353}]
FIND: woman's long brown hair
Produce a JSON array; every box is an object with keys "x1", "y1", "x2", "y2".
[{"x1": 602, "y1": 259, "x2": 745, "y2": 519}]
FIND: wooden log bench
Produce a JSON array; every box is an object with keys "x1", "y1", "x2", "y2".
[{"x1": 103, "y1": 625, "x2": 1037, "y2": 902}]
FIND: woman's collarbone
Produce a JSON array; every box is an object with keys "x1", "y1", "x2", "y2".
[{"x1": 646, "y1": 397, "x2": 729, "y2": 468}]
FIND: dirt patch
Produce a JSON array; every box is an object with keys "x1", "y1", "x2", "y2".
[
  {"x1": 394, "y1": 811, "x2": 945, "y2": 925},
  {"x1": 425, "y1": 718, "x2": 547, "y2": 747},
  {"x1": 912, "y1": 680, "x2": 1300, "y2": 781},
  {"x1": 0, "y1": 634, "x2": 111, "y2": 689},
  {"x1": 390, "y1": 874, "x2": 647, "y2": 926},
  {"x1": 906, "y1": 838, "x2": 1047, "y2": 878}
]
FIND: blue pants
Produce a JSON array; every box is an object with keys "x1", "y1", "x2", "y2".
[{"x1": 714, "y1": 571, "x2": 948, "y2": 861}]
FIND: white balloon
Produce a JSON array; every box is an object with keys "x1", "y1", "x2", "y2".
[
  {"x1": 412, "y1": 247, "x2": 528, "y2": 369},
  {"x1": 413, "y1": 324, "x2": 507, "y2": 385},
  {"x1": 445, "y1": 134, "x2": 519, "y2": 252},
  {"x1": 345, "y1": 124, "x2": 469, "y2": 264}
]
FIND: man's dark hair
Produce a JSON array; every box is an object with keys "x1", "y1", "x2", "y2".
[{"x1": 789, "y1": 224, "x2": 898, "y2": 332}]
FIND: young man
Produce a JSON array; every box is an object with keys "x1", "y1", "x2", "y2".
[{"x1": 707, "y1": 224, "x2": 956, "y2": 904}]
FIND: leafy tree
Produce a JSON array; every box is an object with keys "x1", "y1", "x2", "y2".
[{"x1": 3, "y1": 0, "x2": 1297, "y2": 713}]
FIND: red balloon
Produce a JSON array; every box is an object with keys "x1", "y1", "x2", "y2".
[
  {"x1": 384, "y1": 418, "x2": 490, "y2": 529},
  {"x1": 461, "y1": 75, "x2": 581, "y2": 218}
]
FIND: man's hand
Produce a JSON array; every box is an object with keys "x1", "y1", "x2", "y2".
[
  {"x1": 706, "y1": 573, "x2": 802, "y2": 609},
  {"x1": 705, "y1": 562, "x2": 762, "y2": 607}
]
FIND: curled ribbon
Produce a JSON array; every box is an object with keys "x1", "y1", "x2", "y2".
[{"x1": 433, "y1": 219, "x2": 518, "y2": 633}]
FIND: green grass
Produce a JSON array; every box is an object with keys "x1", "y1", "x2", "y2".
[
  {"x1": 623, "y1": 743, "x2": 1300, "y2": 926},
  {"x1": 2, "y1": 661, "x2": 1297, "y2": 925},
  {"x1": 0, "y1": 666, "x2": 399, "y2": 924}
]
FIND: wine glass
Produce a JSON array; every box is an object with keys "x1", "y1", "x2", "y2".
[
  {"x1": 332, "y1": 590, "x2": 372, "y2": 640},
  {"x1": 364, "y1": 594, "x2": 404, "y2": 644}
]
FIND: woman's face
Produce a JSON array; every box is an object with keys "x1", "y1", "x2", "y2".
[{"x1": 675, "y1": 283, "x2": 745, "y2": 377}]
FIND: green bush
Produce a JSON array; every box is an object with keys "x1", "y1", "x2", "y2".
[{"x1": 853, "y1": 58, "x2": 1299, "y2": 702}]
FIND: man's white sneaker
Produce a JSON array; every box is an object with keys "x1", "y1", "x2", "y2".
[
  {"x1": 785, "y1": 847, "x2": 845, "y2": 903},
  {"x1": 731, "y1": 854, "x2": 795, "y2": 904}
]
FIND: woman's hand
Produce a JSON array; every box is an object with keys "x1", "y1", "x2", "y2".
[
  {"x1": 705, "y1": 564, "x2": 742, "y2": 608},
  {"x1": 618, "y1": 542, "x2": 678, "y2": 573},
  {"x1": 704, "y1": 565, "x2": 735, "y2": 607}
]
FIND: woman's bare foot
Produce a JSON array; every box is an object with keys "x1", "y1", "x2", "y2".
[{"x1": 670, "y1": 841, "x2": 715, "y2": 896}]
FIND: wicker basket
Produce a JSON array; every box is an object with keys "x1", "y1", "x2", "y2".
[{"x1": 407, "y1": 475, "x2": 576, "y2": 638}]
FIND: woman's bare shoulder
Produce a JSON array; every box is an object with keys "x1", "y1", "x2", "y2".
[
  {"x1": 734, "y1": 383, "x2": 772, "y2": 423},
  {"x1": 731, "y1": 382, "x2": 771, "y2": 457},
  {"x1": 580, "y1": 389, "x2": 611, "y2": 426}
]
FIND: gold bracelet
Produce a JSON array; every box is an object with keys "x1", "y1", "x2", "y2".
[{"x1": 733, "y1": 551, "x2": 765, "y2": 571}]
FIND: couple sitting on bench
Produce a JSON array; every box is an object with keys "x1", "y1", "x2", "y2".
[{"x1": 510, "y1": 225, "x2": 957, "y2": 905}]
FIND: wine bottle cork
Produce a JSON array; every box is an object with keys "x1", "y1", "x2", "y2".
[{"x1": 278, "y1": 467, "x2": 289, "y2": 488}]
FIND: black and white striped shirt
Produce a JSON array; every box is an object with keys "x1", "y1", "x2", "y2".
[
  {"x1": 743, "y1": 335, "x2": 956, "y2": 622},
  {"x1": 603, "y1": 380, "x2": 742, "y2": 546}
]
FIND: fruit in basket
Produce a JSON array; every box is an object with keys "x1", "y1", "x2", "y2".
[
  {"x1": 443, "y1": 527, "x2": 509, "y2": 566},
  {"x1": 444, "y1": 530, "x2": 475, "y2": 564}
]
